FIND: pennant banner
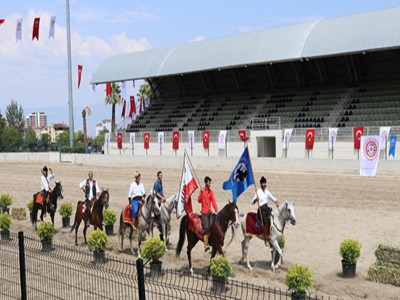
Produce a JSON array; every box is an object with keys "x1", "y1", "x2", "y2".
[
  {"x1": 360, "y1": 136, "x2": 380, "y2": 177},
  {"x1": 188, "y1": 130, "x2": 195, "y2": 150},
  {"x1": 238, "y1": 129, "x2": 249, "y2": 142},
  {"x1": 328, "y1": 128, "x2": 338, "y2": 150},
  {"x1": 32, "y1": 17, "x2": 40, "y2": 40},
  {"x1": 218, "y1": 130, "x2": 227, "y2": 149},
  {"x1": 16, "y1": 19, "x2": 22, "y2": 41},
  {"x1": 203, "y1": 130, "x2": 210, "y2": 149},
  {"x1": 129, "y1": 133, "x2": 135, "y2": 151},
  {"x1": 117, "y1": 132, "x2": 123, "y2": 149},
  {"x1": 0, "y1": 19, "x2": 5, "y2": 26},
  {"x1": 144, "y1": 132, "x2": 150, "y2": 149},
  {"x1": 379, "y1": 127, "x2": 391, "y2": 150},
  {"x1": 353, "y1": 126, "x2": 364, "y2": 150},
  {"x1": 389, "y1": 135, "x2": 397, "y2": 157},
  {"x1": 305, "y1": 128, "x2": 316, "y2": 150},
  {"x1": 282, "y1": 128, "x2": 293, "y2": 149},
  {"x1": 49, "y1": 16, "x2": 56, "y2": 39},
  {"x1": 121, "y1": 100, "x2": 126, "y2": 118},
  {"x1": 172, "y1": 131, "x2": 179, "y2": 150},
  {"x1": 104, "y1": 133, "x2": 110, "y2": 148},
  {"x1": 106, "y1": 83, "x2": 111, "y2": 97},
  {"x1": 121, "y1": 81, "x2": 127, "y2": 101},
  {"x1": 129, "y1": 96, "x2": 136, "y2": 118},
  {"x1": 77, "y1": 64, "x2": 83, "y2": 89},
  {"x1": 158, "y1": 132, "x2": 164, "y2": 150}
]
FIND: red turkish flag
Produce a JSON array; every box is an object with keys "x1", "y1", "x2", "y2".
[
  {"x1": 117, "y1": 132, "x2": 123, "y2": 149},
  {"x1": 77, "y1": 65, "x2": 83, "y2": 89},
  {"x1": 305, "y1": 128, "x2": 316, "y2": 150},
  {"x1": 144, "y1": 132, "x2": 150, "y2": 149},
  {"x1": 0, "y1": 19, "x2": 5, "y2": 26},
  {"x1": 238, "y1": 129, "x2": 249, "y2": 142},
  {"x1": 121, "y1": 100, "x2": 126, "y2": 118},
  {"x1": 172, "y1": 131, "x2": 179, "y2": 150},
  {"x1": 32, "y1": 17, "x2": 40, "y2": 40},
  {"x1": 106, "y1": 83, "x2": 111, "y2": 97},
  {"x1": 203, "y1": 130, "x2": 210, "y2": 149},
  {"x1": 353, "y1": 126, "x2": 364, "y2": 149},
  {"x1": 129, "y1": 96, "x2": 136, "y2": 118}
]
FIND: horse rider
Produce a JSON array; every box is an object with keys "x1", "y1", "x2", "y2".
[
  {"x1": 251, "y1": 176, "x2": 279, "y2": 246},
  {"x1": 151, "y1": 170, "x2": 166, "y2": 225},
  {"x1": 80, "y1": 171, "x2": 100, "y2": 227},
  {"x1": 41, "y1": 165, "x2": 55, "y2": 218},
  {"x1": 128, "y1": 171, "x2": 146, "y2": 228},
  {"x1": 198, "y1": 176, "x2": 218, "y2": 252}
]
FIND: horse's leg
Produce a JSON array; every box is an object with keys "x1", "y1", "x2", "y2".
[
  {"x1": 120, "y1": 224, "x2": 125, "y2": 252},
  {"x1": 186, "y1": 231, "x2": 198, "y2": 276},
  {"x1": 270, "y1": 239, "x2": 283, "y2": 271},
  {"x1": 83, "y1": 221, "x2": 88, "y2": 244},
  {"x1": 137, "y1": 228, "x2": 143, "y2": 258},
  {"x1": 162, "y1": 223, "x2": 168, "y2": 250},
  {"x1": 129, "y1": 226, "x2": 134, "y2": 256},
  {"x1": 240, "y1": 236, "x2": 253, "y2": 270}
]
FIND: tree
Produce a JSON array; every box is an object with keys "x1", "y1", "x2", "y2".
[
  {"x1": 24, "y1": 127, "x2": 38, "y2": 151},
  {"x1": 104, "y1": 83, "x2": 121, "y2": 134},
  {"x1": 1, "y1": 126, "x2": 23, "y2": 151},
  {"x1": 0, "y1": 111, "x2": 6, "y2": 151},
  {"x1": 137, "y1": 82, "x2": 154, "y2": 112},
  {"x1": 82, "y1": 106, "x2": 91, "y2": 151},
  {"x1": 6, "y1": 99, "x2": 25, "y2": 129},
  {"x1": 38, "y1": 133, "x2": 50, "y2": 152}
]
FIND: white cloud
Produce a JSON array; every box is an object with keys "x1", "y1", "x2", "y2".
[
  {"x1": 110, "y1": 7, "x2": 159, "y2": 24},
  {"x1": 188, "y1": 35, "x2": 205, "y2": 43}
]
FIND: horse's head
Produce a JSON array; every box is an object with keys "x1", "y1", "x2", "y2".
[
  {"x1": 281, "y1": 201, "x2": 296, "y2": 225},
  {"x1": 146, "y1": 189, "x2": 160, "y2": 215},
  {"x1": 221, "y1": 201, "x2": 240, "y2": 228},
  {"x1": 99, "y1": 189, "x2": 110, "y2": 209},
  {"x1": 54, "y1": 181, "x2": 64, "y2": 200}
]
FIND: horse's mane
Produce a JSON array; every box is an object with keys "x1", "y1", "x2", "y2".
[{"x1": 94, "y1": 190, "x2": 109, "y2": 209}]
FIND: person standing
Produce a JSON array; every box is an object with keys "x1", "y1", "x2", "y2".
[
  {"x1": 128, "y1": 171, "x2": 146, "y2": 228},
  {"x1": 41, "y1": 166, "x2": 55, "y2": 218},
  {"x1": 79, "y1": 171, "x2": 100, "y2": 227},
  {"x1": 197, "y1": 176, "x2": 218, "y2": 252},
  {"x1": 251, "y1": 176, "x2": 279, "y2": 245}
]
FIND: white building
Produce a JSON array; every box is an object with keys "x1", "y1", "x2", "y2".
[
  {"x1": 95, "y1": 119, "x2": 112, "y2": 136},
  {"x1": 26, "y1": 112, "x2": 47, "y2": 128}
]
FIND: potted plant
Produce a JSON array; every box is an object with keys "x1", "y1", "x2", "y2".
[
  {"x1": 340, "y1": 238, "x2": 361, "y2": 278},
  {"x1": 88, "y1": 229, "x2": 108, "y2": 264},
  {"x1": 285, "y1": 264, "x2": 313, "y2": 300},
  {"x1": 142, "y1": 237, "x2": 166, "y2": 277},
  {"x1": 0, "y1": 193, "x2": 13, "y2": 215},
  {"x1": 210, "y1": 256, "x2": 232, "y2": 293},
  {"x1": 0, "y1": 212, "x2": 11, "y2": 240},
  {"x1": 103, "y1": 208, "x2": 117, "y2": 235},
  {"x1": 58, "y1": 202, "x2": 73, "y2": 228},
  {"x1": 37, "y1": 221, "x2": 54, "y2": 252},
  {"x1": 27, "y1": 200, "x2": 34, "y2": 223}
]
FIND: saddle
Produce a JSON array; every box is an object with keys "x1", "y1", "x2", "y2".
[
  {"x1": 123, "y1": 204, "x2": 142, "y2": 227},
  {"x1": 245, "y1": 212, "x2": 272, "y2": 240},
  {"x1": 34, "y1": 192, "x2": 50, "y2": 205},
  {"x1": 187, "y1": 214, "x2": 203, "y2": 240},
  {"x1": 80, "y1": 198, "x2": 96, "y2": 214}
]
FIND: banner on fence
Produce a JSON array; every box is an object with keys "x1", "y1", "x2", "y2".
[
  {"x1": 218, "y1": 130, "x2": 227, "y2": 149},
  {"x1": 117, "y1": 132, "x2": 122, "y2": 149},
  {"x1": 328, "y1": 128, "x2": 338, "y2": 150},
  {"x1": 104, "y1": 133, "x2": 110, "y2": 148},
  {"x1": 282, "y1": 128, "x2": 293, "y2": 149},
  {"x1": 172, "y1": 131, "x2": 179, "y2": 150},
  {"x1": 188, "y1": 131, "x2": 195, "y2": 150},
  {"x1": 305, "y1": 128, "x2": 315, "y2": 150},
  {"x1": 144, "y1": 132, "x2": 150, "y2": 149},
  {"x1": 379, "y1": 127, "x2": 391, "y2": 150},
  {"x1": 389, "y1": 135, "x2": 397, "y2": 157},
  {"x1": 203, "y1": 130, "x2": 210, "y2": 149},
  {"x1": 353, "y1": 126, "x2": 364, "y2": 149},
  {"x1": 360, "y1": 136, "x2": 380, "y2": 177},
  {"x1": 158, "y1": 132, "x2": 164, "y2": 150},
  {"x1": 129, "y1": 133, "x2": 135, "y2": 150}
]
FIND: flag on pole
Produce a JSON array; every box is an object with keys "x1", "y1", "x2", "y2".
[
  {"x1": 129, "y1": 133, "x2": 135, "y2": 151},
  {"x1": 121, "y1": 100, "x2": 126, "y2": 118},
  {"x1": 0, "y1": 19, "x2": 5, "y2": 26},
  {"x1": 238, "y1": 129, "x2": 249, "y2": 142},
  {"x1": 379, "y1": 127, "x2": 391, "y2": 150},
  {"x1": 129, "y1": 96, "x2": 136, "y2": 118},
  {"x1": 188, "y1": 130, "x2": 195, "y2": 150},
  {"x1": 77, "y1": 65, "x2": 83, "y2": 89},
  {"x1": 305, "y1": 128, "x2": 316, "y2": 150},
  {"x1": 49, "y1": 16, "x2": 56, "y2": 39},
  {"x1": 144, "y1": 132, "x2": 150, "y2": 149},
  {"x1": 328, "y1": 128, "x2": 338, "y2": 150},
  {"x1": 360, "y1": 136, "x2": 380, "y2": 177},
  {"x1": 176, "y1": 153, "x2": 199, "y2": 218},
  {"x1": 104, "y1": 133, "x2": 110, "y2": 148},
  {"x1": 203, "y1": 130, "x2": 210, "y2": 149},
  {"x1": 172, "y1": 131, "x2": 179, "y2": 150},
  {"x1": 106, "y1": 83, "x2": 111, "y2": 97},
  {"x1": 158, "y1": 132, "x2": 164, "y2": 150},
  {"x1": 353, "y1": 126, "x2": 364, "y2": 149},
  {"x1": 282, "y1": 128, "x2": 293, "y2": 149},
  {"x1": 389, "y1": 135, "x2": 397, "y2": 157},
  {"x1": 32, "y1": 17, "x2": 40, "y2": 40},
  {"x1": 16, "y1": 19, "x2": 22, "y2": 41},
  {"x1": 222, "y1": 147, "x2": 255, "y2": 202},
  {"x1": 218, "y1": 130, "x2": 227, "y2": 149}
]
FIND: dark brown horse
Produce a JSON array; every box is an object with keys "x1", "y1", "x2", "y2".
[
  {"x1": 176, "y1": 202, "x2": 240, "y2": 275},
  {"x1": 70, "y1": 189, "x2": 109, "y2": 245}
]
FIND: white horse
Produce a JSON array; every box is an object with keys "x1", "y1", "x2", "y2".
[{"x1": 239, "y1": 201, "x2": 296, "y2": 271}]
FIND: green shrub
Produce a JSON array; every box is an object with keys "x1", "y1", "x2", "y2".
[
  {"x1": 285, "y1": 264, "x2": 313, "y2": 295},
  {"x1": 210, "y1": 256, "x2": 232, "y2": 278},
  {"x1": 278, "y1": 234, "x2": 286, "y2": 249},
  {"x1": 0, "y1": 194, "x2": 13, "y2": 208},
  {"x1": 37, "y1": 221, "x2": 54, "y2": 241},
  {"x1": 58, "y1": 202, "x2": 73, "y2": 218},
  {"x1": 88, "y1": 229, "x2": 108, "y2": 252},
  {"x1": 0, "y1": 213, "x2": 11, "y2": 230},
  {"x1": 142, "y1": 237, "x2": 166, "y2": 263},
  {"x1": 27, "y1": 200, "x2": 34, "y2": 212},
  {"x1": 340, "y1": 238, "x2": 361, "y2": 264},
  {"x1": 103, "y1": 209, "x2": 117, "y2": 226}
]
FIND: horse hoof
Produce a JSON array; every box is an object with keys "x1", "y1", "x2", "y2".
[{"x1": 247, "y1": 265, "x2": 253, "y2": 270}]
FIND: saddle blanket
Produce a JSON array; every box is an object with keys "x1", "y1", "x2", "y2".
[
  {"x1": 188, "y1": 213, "x2": 203, "y2": 240},
  {"x1": 123, "y1": 204, "x2": 141, "y2": 225},
  {"x1": 245, "y1": 212, "x2": 263, "y2": 237},
  {"x1": 34, "y1": 192, "x2": 49, "y2": 205}
]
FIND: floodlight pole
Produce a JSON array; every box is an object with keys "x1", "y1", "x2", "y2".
[{"x1": 66, "y1": 0, "x2": 74, "y2": 149}]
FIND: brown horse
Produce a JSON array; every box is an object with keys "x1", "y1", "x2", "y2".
[
  {"x1": 176, "y1": 202, "x2": 240, "y2": 276},
  {"x1": 70, "y1": 189, "x2": 109, "y2": 245}
]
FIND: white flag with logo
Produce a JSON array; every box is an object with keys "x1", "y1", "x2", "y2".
[
  {"x1": 360, "y1": 136, "x2": 380, "y2": 177},
  {"x1": 129, "y1": 133, "x2": 135, "y2": 150},
  {"x1": 379, "y1": 127, "x2": 391, "y2": 150},
  {"x1": 177, "y1": 153, "x2": 199, "y2": 218},
  {"x1": 282, "y1": 128, "x2": 293, "y2": 149},
  {"x1": 49, "y1": 16, "x2": 56, "y2": 39},
  {"x1": 105, "y1": 133, "x2": 110, "y2": 148},
  {"x1": 16, "y1": 19, "x2": 22, "y2": 41},
  {"x1": 218, "y1": 130, "x2": 227, "y2": 149},
  {"x1": 328, "y1": 128, "x2": 338, "y2": 150},
  {"x1": 120, "y1": 81, "x2": 127, "y2": 101},
  {"x1": 158, "y1": 132, "x2": 164, "y2": 149},
  {"x1": 188, "y1": 130, "x2": 195, "y2": 150}
]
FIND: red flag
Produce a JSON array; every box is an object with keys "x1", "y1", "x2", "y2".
[
  {"x1": 106, "y1": 83, "x2": 111, "y2": 97},
  {"x1": 121, "y1": 100, "x2": 126, "y2": 118},
  {"x1": 32, "y1": 17, "x2": 40, "y2": 40},
  {"x1": 353, "y1": 126, "x2": 364, "y2": 150},
  {"x1": 177, "y1": 153, "x2": 199, "y2": 219},
  {"x1": 144, "y1": 132, "x2": 150, "y2": 149},
  {"x1": 77, "y1": 65, "x2": 83, "y2": 89},
  {"x1": 203, "y1": 130, "x2": 210, "y2": 149},
  {"x1": 117, "y1": 132, "x2": 123, "y2": 149},
  {"x1": 0, "y1": 19, "x2": 5, "y2": 26},
  {"x1": 172, "y1": 131, "x2": 179, "y2": 150},
  {"x1": 129, "y1": 96, "x2": 136, "y2": 118},
  {"x1": 238, "y1": 129, "x2": 249, "y2": 142},
  {"x1": 305, "y1": 128, "x2": 316, "y2": 150}
]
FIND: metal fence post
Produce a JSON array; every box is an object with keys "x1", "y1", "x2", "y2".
[
  {"x1": 18, "y1": 231, "x2": 27, "y2": 300},
  {"x1": 136, "y1": 258, "x2": 146, "y2": 300}
]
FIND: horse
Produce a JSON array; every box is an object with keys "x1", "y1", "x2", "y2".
[
  {"x1": 176, "y1": 202, "x2": 240, "y2": 276},
  {"x1": 118, "y1": 191, "x2": 160, "y2": 257},
  {"x1": 70, "y1": 189, "x2": 110, "y2": 245},
  {"x1": 239, "y1": 201, "x2": 296, "y2": 271},
  {"x1": 32, "y1": 181, "x2": 64, "y2": 230}
]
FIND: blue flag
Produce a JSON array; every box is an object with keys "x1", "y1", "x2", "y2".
[
  {"x1": 222, "y1": 147, "x2": 254, "y2": 202},
  {"x1": 389, "y1": 135, "x2": 397, "y2": 157}
]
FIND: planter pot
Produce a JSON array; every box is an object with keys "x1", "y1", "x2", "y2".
[
  {"x1": 291, "y1": 291, "x2": 306, "y2": 300},
  {"x1": 93, "y1": 251, "x2": 106, "y2": 264},
  {"x1": 0, "y1": 230, "x2": 10, "y2": 241},
  {"x1": 342, "y1": 260, "x2": 356, "y2": 278},
  {"x1": 212, "y1": 276, "x2": 227, "y2": 294},
  {"x1": 62, "y1": 217, "x2": 70, "y2": 228},
  {"x1": 105, "y1": 224, "x2": 114, "y2": 236},
  {"x1": 149, "y1": 261, "x2": 162, "y2": 277},
  {"x1": 2, "y1": 207, "x2": 9, "y2": 215},
  {"x1": 41, "y1": 239, "x2": 52, "y2": 252}
]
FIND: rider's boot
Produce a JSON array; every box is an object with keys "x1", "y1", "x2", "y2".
[
  {"x1": 262, "y1": 225, "x2": 270, "y2": 247},
  {"x1": 203, "y1": 235, "x2": 210, "y2": 252},
  {"x1": 131, "y1": 217, "x2": 137, "y2": 229},
  {"x1": 85, "y1": 209, "x2": 90, "y2": 228}
]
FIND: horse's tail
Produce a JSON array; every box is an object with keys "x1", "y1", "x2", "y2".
[
  {"x1": 118, "y1": 211, "x2": 123, "y2": 237},
  {"x1": 70, "y1": 201, "x2": 81, "y2": 233},
  {"x1": 175, "y1": 214, "x2": 188, "y2": 258}
]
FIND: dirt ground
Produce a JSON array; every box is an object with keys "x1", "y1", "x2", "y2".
[{"x1": 1, "y1": 161, "x2": 400, "y2": 299}]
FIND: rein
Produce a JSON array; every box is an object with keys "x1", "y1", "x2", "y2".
[{"x1": 273, "y1": 206, "x2": 288, "y2": 234}]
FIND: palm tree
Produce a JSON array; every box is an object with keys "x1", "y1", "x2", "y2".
[
  {"x1": 104, "y1": 83, "x2": 121, "y2": 134},
  {"x1": 82, "y1": 106, "x2": 91, "y2": 151},
  {"x1": 137, "y1": 82, "x2": 154, "y2": 111}
]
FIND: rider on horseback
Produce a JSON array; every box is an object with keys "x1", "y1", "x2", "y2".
[
  {"x1": 80, "y1": 171, "x2": 100, "y2": 228},
  {"x1": 251, "y1": 176, "x2": 279, "y2": 246},
  {"x1": 198, "y1": 176, "x2": 218, "y2": 252},
  {"x1": 128, "y1": 171, "x2": 146, "y2": 228},
  {"x1": 41, "y1": 166, "x2": 55, "y2": 218}
]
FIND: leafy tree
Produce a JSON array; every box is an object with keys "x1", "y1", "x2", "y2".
[
  {"x1": 0, "y1": 111, "x2": 6, "y2": 151},
  {"x1": 6, "y1": 99, "x2": 25, "y2": 129},
  {"x1": 104, "y1": 83, "x2": 121, "y2": 134},
  {"x1": 38, "y1": 133, "x2": 50, "y2": 151},
  {"x1": 24, "y1": 127, "x2": 38, "y2": 151},
  {"x1": 1, "y1": 126, "x2": 23, "y2": 151},
  {"x1": 137, "y1": 82, "x2": 154, "y2": 100}
]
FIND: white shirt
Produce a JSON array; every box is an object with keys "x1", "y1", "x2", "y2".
[
  {"x1": 251, "y1": 187, "x2": 277, "y2": 206},
  {"x1": 41, "y1": 173, "x2": 55, "y2": 191},
  {"x1": 128, "y1": 181, "x2": 146, "y2": 198},
  {"x1": 79, "y1": 179, "x2": 100, "y2": 200}
]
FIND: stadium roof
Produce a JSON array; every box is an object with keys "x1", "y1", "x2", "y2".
[{"x1": 92, "y1": 7, "x2": 400, "y2": 84}]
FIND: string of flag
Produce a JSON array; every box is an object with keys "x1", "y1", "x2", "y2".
[{"x1": 0, "y1": 16, "x2": 57, "y2": 41}]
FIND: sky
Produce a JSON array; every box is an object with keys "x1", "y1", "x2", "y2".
[{"x1": 1, "y1": 0, "x2": 399, "y2": 136}]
